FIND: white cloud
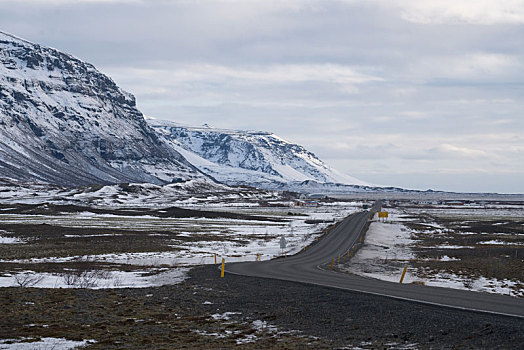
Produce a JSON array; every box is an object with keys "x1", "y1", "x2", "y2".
[
  {"x1": 390, "y1": 0, "x2": 524, "y2": 25},
  {"x1": 126, "y1": 63, "x2": 381, "y2": 85},
  {"x1": 1, "y1": 0, "x2": 523, "y2": 192},
  {"x1": 408, "y1": 53, "x2": 520, "y2": 82},
  {"x1": 430, "y1": 144, "x2": 489, "y2": 159},
  {"x1": 334, "y1": 0, "x2": 524, "y2": 24},
  {"x1": 108, "y1": 63, "x2": 383, "y2": 105}
]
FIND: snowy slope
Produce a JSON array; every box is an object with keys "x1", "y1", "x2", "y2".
[
  {"x1": 0, "y1": 177, "x2": 280, "y2": 207},
  {"x1": 149, "y1": 119, "x2": 369, "y2": 190},
  {"x1": 0, "y1": 31, "x2": 205, "y2": 186}
]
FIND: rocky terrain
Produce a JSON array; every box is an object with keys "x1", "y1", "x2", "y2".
[
  {"x1": 0, "y1": 30, "x2": 372, "y2": 193},
  {"x1": 150, "y1": 119, "x2": 369, "y2": 191},
  {"x1": 1, "y1": 266, "x2": 522, "y2": 349},
  {"x1": 0, "y1": 31, "x2": 203, "y2": 186}
]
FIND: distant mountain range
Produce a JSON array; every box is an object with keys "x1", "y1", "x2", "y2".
[
  {"x1": 0, "y1": 30, "x2": 372, "y2": 193},
  {"x1": 149, "y1": 120, "x2": 369, "y2": 190}
]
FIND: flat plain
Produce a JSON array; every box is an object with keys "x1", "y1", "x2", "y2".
[{"x1": 0, "y1": 196, "x2": 523, "y2": 348}]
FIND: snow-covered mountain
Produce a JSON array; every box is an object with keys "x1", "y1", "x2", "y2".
[
  {"x1": 0, "y1": 30, "x2": 370, "y2": 192},
  {"x1": 149, "y1": 119, "x2": 369, "y2": 190},
  {"x1": 0, "y1": 31, "x2": 205, "y2": 186}
]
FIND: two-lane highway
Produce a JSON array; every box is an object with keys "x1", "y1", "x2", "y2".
[{"x1": 227, "y1": 203, "x2": 524, "y2": 318}]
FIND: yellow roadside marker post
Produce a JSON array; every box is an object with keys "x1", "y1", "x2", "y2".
[
  {"x1": 347, "y1": 250, "x2": 350, "y2": 258},
  {"x1": 303, "y1": 246, "x2": 306, "y2": 251},
  {"x1": 220, "y1": 258, "x2": 225, "y2": 278},
  {"x1": 399, "y1": 266, "x2": 407, "y2": 283},
  {"x1": 338, "y1": 255, "x2": 340, "y2": 262},
  {"x1": 257, "y1": 253, "x2": 261, "y2": 261},
  {"x1": 214, "y1": 253, "x2": 217, "y2": 265},
  {"x1": 330, "y1": 258, "x2": 334, "y2": 270}
]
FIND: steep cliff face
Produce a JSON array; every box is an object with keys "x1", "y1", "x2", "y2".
[
  {"x1": 0, "y1": 30, "x2": 371, "y2": 191},
  {"x1": 0, "y1": 31, "x2": 203, "y2": 186},
  {"x1": 150, "y1": 120, "x2": 369, "y2": 189}
]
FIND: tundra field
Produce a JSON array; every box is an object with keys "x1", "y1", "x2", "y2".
[
  {"x1": 339, "y1": 199, "x2": 524, "y2": 297},
  {"x1": 0, "y1": 196, "x2": 523, "y2": 348}
]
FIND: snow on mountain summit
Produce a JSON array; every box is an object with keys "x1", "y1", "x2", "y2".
[
  {"x1": 0, "y1": 31, "x2": 204, "y2": 186},
  {"x1": 0, "y1": 30, "x2": 369, "y2": 191},
  {"x1": 149, "y1": 119, "x2": 369, "y2": 189}
]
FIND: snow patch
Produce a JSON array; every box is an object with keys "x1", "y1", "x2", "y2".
[
  {"x1": 0, "y1": 337, "x2": 94, "y2": 349},
  {"x1": 0, "y1": 268, "x2": 188, "y2": 289}
]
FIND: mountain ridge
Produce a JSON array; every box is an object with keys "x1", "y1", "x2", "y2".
[
  {"x1": 149, "y1": 119, "x2": 369, "y2": 190},
  {"x1": 0, "y1": 30, "x2": 206, "y2": 186},
  {"x1": 0, "y1": 29, "x2": 371, "y2": 192}
]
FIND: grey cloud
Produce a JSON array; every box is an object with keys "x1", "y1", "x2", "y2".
[{"x1": 0, "y1": 0, "x2": 523, "y2": 192}]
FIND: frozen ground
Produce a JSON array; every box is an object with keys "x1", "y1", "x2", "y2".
[
  {"x1": 194, "y1": 311, "x2": 301, "y2": 345},
  {"x1": 0, "y1": 179, "x2": 279, "y2": 208},
  {"x1": 339, "y1": 211, "x2": 417, "y2": 283},
  {"x1": 0, "y1": 337, "x2": 94, "y2": 349},
  {"x1": 0, "y1": 230, "x2": 24, "y2": 244},
  {"x1": 0, "y1": 202, "x2": 363, "y2": 289},
  {"x1": 0, "y1": 268, "x2": 189, "y2": 289},
  {"x1": 340, "y1": 202, "x2": 524, "y2": 297}
]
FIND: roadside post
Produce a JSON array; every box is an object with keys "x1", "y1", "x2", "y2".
[
  {"x1": 399, "y1": 266, "x2": 407, "y2": 283},
  {"x1": 220, "y1": 258, "x2": 225, "y2": 278},
  {"x1": 330, "y1": 258, "x2": 334, "y2": 269},
  {"x1": 214, "y1": 253, "x2": 217, "y2": 265},
  {"x1": 280, "y1": 236, "x2": 287, "y2": 256}
]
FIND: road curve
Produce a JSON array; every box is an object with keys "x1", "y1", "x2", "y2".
[{"x1": 227, "y1": 203, "x2": 524, "y2": 319}]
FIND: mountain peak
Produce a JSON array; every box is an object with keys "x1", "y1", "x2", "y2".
[
  {"x1": 149, "y1": 119, "x2": 369, "y2": 190},
  {"x1": 1, "y1": 30, "x2": 369, "y2": 191},
  {"x1": 0, "y1": 31, "x2": 205, "y2": 186}
]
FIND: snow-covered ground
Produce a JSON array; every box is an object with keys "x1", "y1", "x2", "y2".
[
  {"x1": 340, "y1": 207, "x2": 523, "y2": 297},
  {"x1": 0, "y1": 268, "x2": 188, "y2": 289},
  {"x1": 192, "y1": 311, "x2": 303, "y2": 346},
  {"x1": 407, "y1": 204, "x2": 524, "y2": 219},
  {"x1": 0, "y1": 202, "x2": 362, "y2": 289},
  {"x1": 340, "y1": 210, "x2": 417, "y2": 283},
  {"x1": 0, "y1": 337, "x2": 95, "y2": 350},
  {"x1": 0, "y1": 179, "x2": 278, "y2": 207},
  {"x1": 0, "y1": 230, "x2": 25, "y2": 244}
]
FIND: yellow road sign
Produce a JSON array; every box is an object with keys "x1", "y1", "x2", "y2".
[{"x1": 378, "y1": 211, "x2": 388, "y2": 218}]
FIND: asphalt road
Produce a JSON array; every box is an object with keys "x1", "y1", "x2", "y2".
[{"x1": 227, "y1": 202, "x2": 524, "y2": 319}]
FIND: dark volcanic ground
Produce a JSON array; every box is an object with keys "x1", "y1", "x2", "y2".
[{"x1": 1, "y1": 264, "x2": 523, "y2": 349}]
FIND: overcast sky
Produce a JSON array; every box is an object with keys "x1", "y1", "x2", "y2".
[{"x1": 1, "y1": 0, "x2": 523, "y2": 193}]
